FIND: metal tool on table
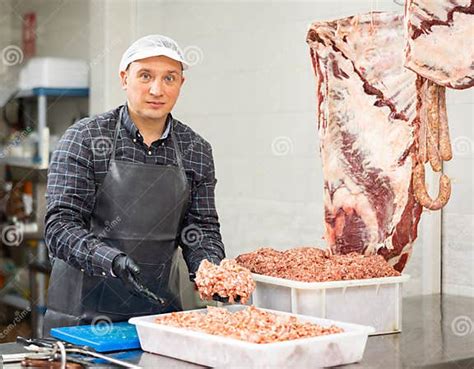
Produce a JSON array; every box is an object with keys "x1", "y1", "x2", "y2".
[
  {"x1": 11, "y1": 337, "x2": 142, "y2": 369},
  {"x1": 21, "y1": 358, "x2": 83, "y2": 368}
]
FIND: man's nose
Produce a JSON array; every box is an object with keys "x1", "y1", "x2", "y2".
[{"x1": 149, "y1": 79, "x2": 164, "y2": 96}]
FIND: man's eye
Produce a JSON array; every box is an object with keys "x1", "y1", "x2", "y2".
[
  {"x1": 140, "y1": 73, "x2": 151, "y2": 80},
  {"x1": 164, "y1": 74, "x2": 176, "y2": 83}
]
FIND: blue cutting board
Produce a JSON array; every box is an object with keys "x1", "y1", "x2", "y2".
[{"x1": 50, "y1": 321, "x2": 141, "y2": 353}]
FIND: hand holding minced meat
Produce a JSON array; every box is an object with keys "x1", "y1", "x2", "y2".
[{"x1": 195, "y1": 259, "x2": 256, "y2": 304}]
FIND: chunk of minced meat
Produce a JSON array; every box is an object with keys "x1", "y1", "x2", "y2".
[
  {"x1": 195, "y1": 259, "x2": 256, "y2": 303},
  {"x1": 154, "y1": 305, "x2": 344, "y2": 343},
  {"x1": 236, "y1": 247, "x2": 400, "y2": 282}
]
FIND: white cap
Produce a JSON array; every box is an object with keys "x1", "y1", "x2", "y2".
[{"x1": 119, "y1": 34, "x2": 189, "y2": 72}]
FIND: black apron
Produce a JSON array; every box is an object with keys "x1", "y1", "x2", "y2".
[{"x1": 44, "y1": 107, "x2": 190, "y2": 334}]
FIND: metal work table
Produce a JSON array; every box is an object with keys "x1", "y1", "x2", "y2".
[{"x1": 1, "y1": 294, "x2": 473, "y2": 368}]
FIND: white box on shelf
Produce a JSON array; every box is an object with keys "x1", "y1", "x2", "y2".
[
  {"x1": 251, "y1": 274, "x2": 410, "y2": 335},
  {"x1": 19, "y1": 57, "x2": 89, "y2": 90},
  {"x1": 129, "y1": 305, "x2": 374, "y2": 369}
]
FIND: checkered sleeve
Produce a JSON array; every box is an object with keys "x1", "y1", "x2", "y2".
[
  {"x1": 44, "y1": 121, "x2": 123, "y2": 277},
  {"x1": 179, "y1": 142, "x2": 226, "y2": 280}
]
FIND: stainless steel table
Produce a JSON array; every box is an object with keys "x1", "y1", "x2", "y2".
[{"x1": 1, "y1": 294, "x2": 473, "y2": 368}]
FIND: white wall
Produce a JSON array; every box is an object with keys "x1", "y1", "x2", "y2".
[
  {"x1": 442, "y1": 88, "x2": 474, "y2": 297},
  {"x1": 132, "y1": 0, "x2": 435, "y2": 297},
  {"x1": 10, "y1": 0, "x2": 89, "y2": 59},
  {"x1": 89, "y1": 0, "x2": 142, "y2": 114},
  {"x1": 0, "y1": 0, "x2": 13, "y2": 155},
  {"x1": 0, "y1": 0, "x2": 14, "y2": 109},
  {"x1": 90, "y1": 0, "x2": 473, "y2": 298}
]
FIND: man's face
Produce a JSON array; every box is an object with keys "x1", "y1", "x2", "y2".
[{"x1": 120, "y1": 55, "x2": 185, "y2": 123}]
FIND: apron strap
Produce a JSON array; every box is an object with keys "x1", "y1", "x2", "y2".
[
  {"x1": 110, "y1": 107, "x2": 123, "y2": 164},
  {"x1": 170, "y1": 126, "x2": 187, "y2": 181}
]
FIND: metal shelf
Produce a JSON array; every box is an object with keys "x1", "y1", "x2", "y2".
[
  {"x1": 16, "y1": 87, "x2": 89, "y2": 98},
  {"x1": 8, "y1": 86, "x2": 89, "y2": 170},
  {"x1": 2, "y1": 158, "x2": 47, "y2": 170},
  {"x1": 6, "y1": 163, "x2": 48, "y2": 182},
  {"x1": 3, "y1": 86, "x2": 88, "y2": 337},
  {"x1": 0, "y1": 293, "x2": 30, "y2": 311},
  {"x1": 0, "y1": 221, "x2": 41, "y2": 240}
]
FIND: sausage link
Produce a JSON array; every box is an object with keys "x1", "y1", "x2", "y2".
[
  {"x1": 417, "y1": 77, "x2": 428, "y2": 164},
  {"x1": 413, "y1": 163, "x2": 451, "y2": 210},
  {"x1": 427, "y1": 81, "x2": 442, "y2": 172},
  {"x1": 438, "y1": 86, "x2": 452, "y2": 161}
]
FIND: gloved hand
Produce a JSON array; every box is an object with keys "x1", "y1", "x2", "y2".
[
  {"x1": 212, "y1": 294, "x2": 242, "y2": 304},
  {"x1": 112, "y1": 255, "x2": 165, "y2": 305}
]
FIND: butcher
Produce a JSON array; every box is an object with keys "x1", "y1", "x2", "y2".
[{"x1": 43, "y1": 35, "x2": 226, "y2": 333}]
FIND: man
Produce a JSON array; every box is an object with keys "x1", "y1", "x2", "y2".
[{"x1": 43, "y1": 35, "x2": 225, "y2": 333}]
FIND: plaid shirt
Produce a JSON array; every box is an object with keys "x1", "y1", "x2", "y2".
[{"x1": 45, "y1": 104, "x2": 225, "y2": 279}]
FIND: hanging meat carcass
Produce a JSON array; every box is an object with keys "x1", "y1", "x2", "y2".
[
  {"x1": 404, "y1": 0, "x2": 474, "y2": 90},
  {"x1": 306, "y1": 12, "x2": 429, "y2": 271}
]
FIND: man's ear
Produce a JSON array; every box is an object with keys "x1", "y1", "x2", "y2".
[
  {"x1": 180, "y1": 74, "x2": 186, "y2": 87},
  {"x1": 119, "y1": 70, "x2": 128, "y2": 90}
]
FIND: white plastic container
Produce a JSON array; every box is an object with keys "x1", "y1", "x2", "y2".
[
  {"x1": 129, "y1": 305, "x2": 374, "y2": 369},
  {"x1": 251, "y1": 274, "x2": 409, "y2": 335},
  {"x1": 19, "y1": 57, "x2": 89, "y2": 90}
]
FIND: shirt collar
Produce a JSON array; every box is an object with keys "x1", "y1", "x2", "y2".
[{"x1": 122, "y1": 104, "x2": 172, "y2": 141}]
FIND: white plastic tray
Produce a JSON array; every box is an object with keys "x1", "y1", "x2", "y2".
[
  {"x1": 129, "y1": 305, "x2": 374, "y2": 369},
  {"x1": 251, "y1": 273, "x2": 410, "y2": 335}
]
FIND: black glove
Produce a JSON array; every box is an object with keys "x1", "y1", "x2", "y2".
[
  {"x1": 112, "y1": 255, "x2": 165, "y2": 305},
  {"x1": 212, "y1": 293, "x2": 242, "y2": 304}
]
